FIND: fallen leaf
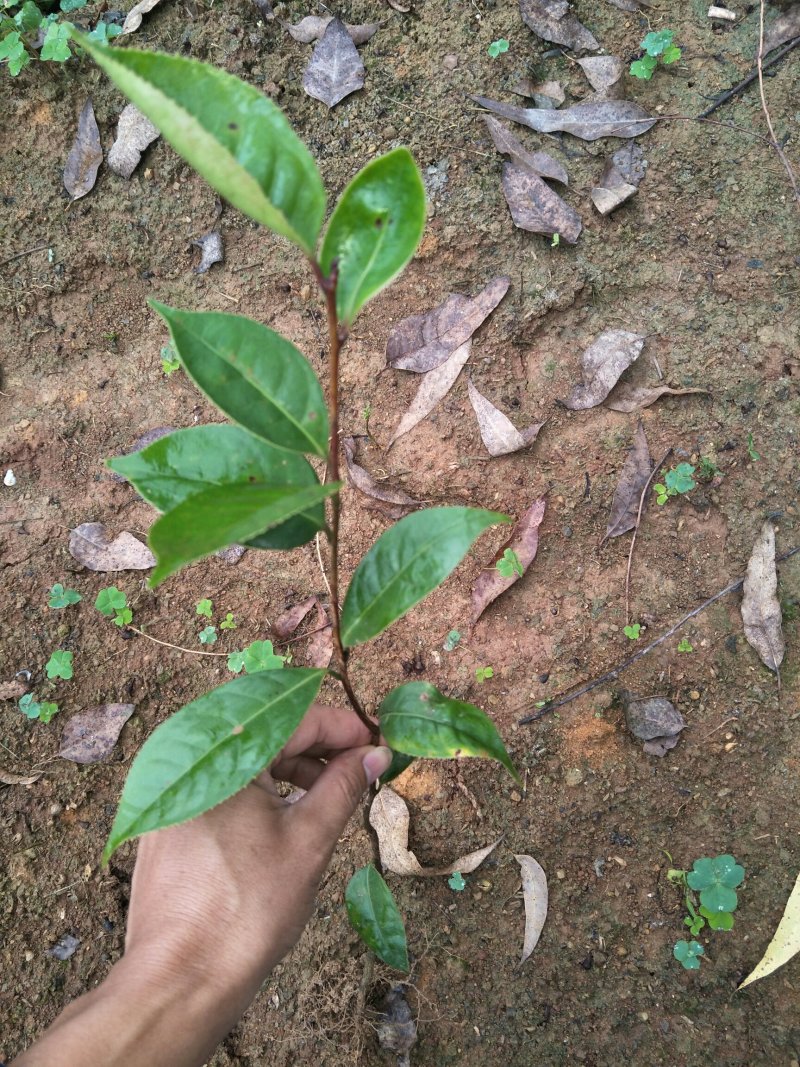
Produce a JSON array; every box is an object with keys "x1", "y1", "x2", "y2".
[
  {"x1": 303, "y1": 18, "x2": 365, "y2": 108},
  {"x1": 387, "y1": 276, "x2": 510, "y2": 373},
  {"x1": 64, "y1": 98, "x2": 103, "y2": 201},
  {"x1": 622, "y1": 691, "x2": 685, "y2": 757},
  {"x1": 69, "y1": 522, "x2": 156, "y2": 571},
  {"x1": 121, "y1": 0, "x2": 163, "y2": 34},
  {"x1": 519, "y1": 0, "x2": 599, "y2": 50},
  {"x1": 739, "y1": 871, "x2": 800, "y2": 989},
  {"x1": 590, "y1": 157, "x2": 638, "y2": 214},
  {"x1": 192, "y1": 231, "x2": 224, "y2": 274},
  {"x1": 472, "y1": 95, "x2": 657, "y2": 140},
  {"x1": 0, "y1": 767, "x2": 42, "y2": 786},
  {"x1": 272, "y1": 596, "x2": 317, "y2": 640},
  {"x1": 0, "y1": 679, "x2": 27, "y2": 701},
  {"x1": 376, "y1": 986, "x2": 417, "y2": 1067},
  {"x1": 512, "y1": 77, "x2": 565, "y2": 107},
  {"x1": 471, "y1": 498, "x2": 546, "y2": 624},
  {"x1": 515, "y1": 854, "x2": 548, "y2": 963},
  {"x1": 484, "y1": 115, "x2": 569, "y2": 183},
  {"x1": 385, "y1": 0, "x2": 410, "y2": 9},
  {"x1": 763, "y1": 6, "x2": 800, "y2": 55},
  {"x1": 604, "y1": 0, "x2": 650, "y2": 9},
  {"x1": 467, "y1": 379, "x2": 544, "y2": 456},
  {"x1": 107, "y1": 104, "x2": 160, "y2": 179},
  {"x1": 370, "y1": 787, "x2": 501, "y2": 876},
  {"x1": 577, "y1": 55, "x2": 623, "y2": 92},
  {"x1": 563, "y1": 330, "x2": 645, "y2": 410},
  {"x1": 59, "y1": 704, "x2": 135, "y2": 764},
  {"x1": 287, "y1": 15, "x2": 380, "y2": 44},
  {"x1": 502, "y1": 162, "x2": 582, "y2": 243},
  {"x1": 343, "y1": 436, "x2": 419, "y2": 517},
  {"x1": 48, "y1": 933, "x2": 80, "y2": 961},
  {"x1": 306, "y1": 601, "x2": 333, "y2": 668},
  {"x1": 605, "y1": 384, "x2": 708, "y2": 413},
  {"x1": 609, "y1": 141, "x2": 648, "y2": 186},
  {"x1": 605, "y1": 422, "x2": 652, "y2": 539},
  {"x1": 251, "y1": 0, "x2": 274, "y2": 20},
  {"x1": 216, "y1": 544, "x2": 246, "y2": 565},
  {"x1": 388, "y1": 340, "x2": 472, "y2": 446},
  {"x1": 741, "y1": 520, "x2": 785, "y2": 673}
]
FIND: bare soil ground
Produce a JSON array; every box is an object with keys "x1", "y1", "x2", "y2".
[{"x1": 2, "y1": 1, "x2": 800, "y2": 1063}]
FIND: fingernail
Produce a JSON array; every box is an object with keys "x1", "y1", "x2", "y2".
[{"x1": 363, "y1": 746, "x2": 393, "y2": 785}]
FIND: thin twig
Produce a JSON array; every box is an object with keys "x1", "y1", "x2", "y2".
[
  {"x1": 518, "y1": 545, "x2": 800, "y2": 724},
  {"x1": 625, "y1": 448, "x2": 672, "y2": 626},
  {"x1": 757, "y1": 1, "x2": 800, "y2": 202},
  {"x1": 697, "y1": 35, "x2": 800, "y2": 119},
  {"x1": 126, "y1": 626, "x2": 229, "y2": 657},
  {"x1": 0, "y1": 243, "x2": 49, "y2": 268}
]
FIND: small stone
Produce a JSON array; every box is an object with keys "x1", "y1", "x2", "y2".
[
  {"x1": 556, "y1": 869, "x2": 566, "y2": 879},
  {"x1": 616, "y1": 945, "x2": 627, "y2": 956},
  {"x1": 510, "y1": 790, "x2": 522, "y2": 803},
  {"x1": 690, "y1": 690, "x2": 700, "y2": 700},
  {"x1": 4, "y1": 469, "x2": 16, "y2": 487},
  {"x1": 24, "y1": 949, "x2": 34, "y2": 962},
  {"x1": 442, "y1": 54, "x2": 458, "y2": 70},
  {"x1": 299, "y1": 284, "x2": 311, "y2": 300},
  {"x1": 565, "y1": 767, "x2": 584, "y2": 786},
  {"x1": 562, "y1": 525, "x2": 573, "y2": 538}
]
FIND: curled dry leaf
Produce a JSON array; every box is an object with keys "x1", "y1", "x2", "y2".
[
  {"x1": 343, "y1": 436, "x2": 419, "y2": 517},
  {"x1": 287, "y1": 15, "x2": 380, "y2": 44},
  {"x1": 563, "y1": 330, "x2": 645, "y2": 410},
  {"x1": 741, "y1": 520, "x2": 785, "y2": 673},
  {"x1": 472, "y1": 95, "x2": 657, "y2": 141},
  {"x1": 519, "y1": 0, "x2": 599, "y2": 50},
  {"x1": 590, "y1": 157, "x2": 638, "y2": 215},
  {"x1": 605, "y1": 421, "x2": 652, "y2": 539},
  {"x1": 472, "y1": 498, "x2": 546, "y2": 624},
  {"x1": 376, "y1": 986, "x2": 417, "y2": 1067},
  {"x1": 605, "y1": 384, "x2": 709, "y2": 413},
  {"x1": 306, "y1": 601, "x2": 333, "y2": 668},
  {"x1": 467, "y1": 380, "x2": 544, "y2": 457},
  {"x1": 272, "y1": 596, "x2": 317, "y2": 640},
  {"x1": 303, "y1": 18, "x2": 365, "y2": 108},
  {"x1": 577, "y1": 55, "x2": 623, "y2": 93},
  {"x1": 59, "y1": 704, "x2": 135, "y2": 764},
  {"x1": 192, "y1": 231, "x2": 224, "y2": 274},
  {"x1": 502, "y1": 162, "x2": 582, "y2": 243},
  {"x1": 64, "y1": 98, "x2": 103, "y2": 201},
  {"x1": 122, "y1": 0, "x2": 164, "y2": 35},
  {"x1": 388, "y1": 340, "x2": 471, "y2": 447},
  {"x1": 515, "y1": 854, "x2": 548, "y2": 963},
  {"x1": 370, "y1": 787, "x2": 501, "y2": 876},
  {"x1": 484, "y1": 115, "x2": 568, "y2": 184},
  {"x1": 0, "y1": 679, "x2": 27, "y2": 701},
  {"x1": 107, "y1": 104, "x2": 160, "y2": 179},
  {"x1": 387, "y1": 276, "x2": 510, "y2": 373},
  {"x1": 739, "y1": 871, "x2": 800, "y2": 989},
  {"x1": 512, "y1": 78, "x2": 566, "y2": 108},
  {"x1": 69, "y1": 522, "x2": 156, "y2": 571},
  {"x1": 622, "y1": 692, "x2": 685, "y2": 757},
  {"x1": 0, "y1": 767, "x2": 42, "y2": 786}
]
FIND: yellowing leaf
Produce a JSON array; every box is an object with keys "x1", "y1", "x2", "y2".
[{"x1": 739, "y1": 873, "x2": 800, "y2": 989}]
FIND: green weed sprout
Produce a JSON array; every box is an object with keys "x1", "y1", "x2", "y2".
[
  {"x1": 673, "y1": 940, "x2": 704, "y2": 970},
  {"x1": 227, "y1": 640, "x2": 285, "y2": 675},
  {"x1": 19, "y1": 693, "x2": 59, "y2": 723},
  {"x1": 444, "y1": 629, "x2": 461, "y2": 652},
  {"x1": 476, "y1": 666, "x2": 494, "y2": 683},
  {"x1": 196, "y1": 598, "x2": 213, "y2": 618},
  {"x1": 48, "y1": 583, "x2": 81, "y2": 608},
  {"x1": 668, "y1": 854, "x2": 744, "y2": 967},
  {"x1": 653, "y1": 463, "x2": 696, "y2": 505},
  {"x1": 630, "y1": 29, "x2": 681, "y2": 80},
  {"x1": 45, "y1": 649, "x2": 73, "y2": 680},
  {"x1": 220, "y1": 612, "x2": 236, "y2": 631},
  {"x1": 448, "y1": 872, "x2": 466, "y2": 891},
  {"x1": 623, "y1": 623, "x2": 641, "y2": 640},
  {"x1": 0, "y1": 1, "x2": 121, "y2": 75},
  {"x1": 677, "y1": 637, "x2": 693, "y2": 653},
  {"x1": 161, "y1": 344, "x2": 181, "y2": 375},
  {"x1": 487, "y1": 37, "x2": 509, "y2": 58},
  {"x1": 496, "y1": 547, "x2": 523, "y2": 578},
  {"x1": 747, "y1": 433, "x2": 760, "y2": 462},
  {"x1": 199, "y1": 625, "x2": 218, "y2": 645},
  {"x1": 96, "y1": 586, "x2": 132, "y2": 627}
]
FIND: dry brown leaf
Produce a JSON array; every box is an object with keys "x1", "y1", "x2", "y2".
[
  {"x1": 563, "y1": 330, "x2": 645, "y2": 410},
  {"x1": 604, "y1": 421, "x2": 651, "y2": 539},
  {"x1": 376, "y1": 986, "x2": 417, "y2": 1066},
  {"x1": 763, "y1": 6, "x2": 800, "y2": 54},
  {"x1": 577, "y1": 55, "x2": 623, "y2": 92},
  {"x1": 467, "y1": 380, "x2": 544, "y2": 457},
  {"x1": 387, "y1": 277, "x2": 509, "y2": 373},
  {"x1": 0, "y1": 767, "x2": 42, "y2": 786},
  {"x1": 604, "y1": 0, "x2": 650, "y2": 9},
  {"x1": 519, "y1": 0, "x2": 599, "y2": 50},
  {"x1": 515, "y1": 854, "x2": 548, "y2": 963},
  {"x1": 388, "y1": 340, "x2": 471, "y2": 447},
  {"x1": 511, "y1": 78, "x2": 566, "y2": 107},
  {"x1": 272, "y1": 596, "x2": 317, "y2": 640},
  {"x1": 471, "y1": 498, "x2": 546, "y2": 624},
  {"x1": 107, "y1": 104, "x2": 160, "y2": 179},
  {"x1": 741, "y1": 520, "x2": 785, "y2": 673},
  {"x1": 483, "y1": 116, "x2": 568, "y2": 184},
  {"x1": 306, "y1": 601, "x2": 333, "y2": 668},
  {"x1": 610, "y1": 142, "x2": 648, "y2": 185},
  {"x1": 0, "y1": 679, "x2": 27, "y2": 701},
  {"x1": 69, "y1": 522, "x2": 156, "y2": 571},
  {"x1": 64, "y1": 98, "x2": 103, "y2": 201},
  {"x1": 287, "y1": 15, "x2": 380, "y2": 44},
  {"x1": 303, "y1": 18, "x2": 364, "y2": 108},
  {"x1": 605, "y1": 384, "x2": 709, "y2": 413},
  {"x1": 502, "y1": 162, "x2": 582, "y2": 243},
  {"x1": 59, "y1": 704, "x2": 135, "y2": 764},
  {"x1": 343, "y1": 436, "x2": 419, "y2": 517},
  {"x1": 590, "y1": 158, "x2": 638, "y2": 214},
  {"x1": 370, "y1": 787, "x2": 501, "y2": 876},
  {"x1": 739, "y1": 871, "x2": 800, "y2": 989},
  {"x1": 472, "y1": 95, "x2": 657, "y2": 140},
  {"x1": 122, "y1": 0, "x2": 164, "y2": 35}
]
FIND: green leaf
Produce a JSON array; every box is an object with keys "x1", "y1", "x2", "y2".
[
  {"x1": 45, "y1": 650, "x2": 73, "y2": 680},
  {"x1": 196, "y1": 598, "x2": 213, "y2": 618},
  {"x1": 103, "y1": 668, "x2": 325, "y2": 862},
  {"x1": 665, "y1": 463, "x2": 696, "y2": 495},
  {"x1": 14, "y1": 2, "x2": 42, "y2": 32},
  {"x1": 629, "y1": 56, "x2": 657, "y2": 80},
  {"x1": 148, "y1": 481, "x2": 341, "y2": 586},
  {"x1": 345, "y1": 865, "x2": 409, "y2": 972},
  {"x1": 37, "y1": 701, "x2": 60, "y2": 724},
  {"x1": 496, "y1": 547, "x2": 523, "y2": 578},
  {"x1": 475, "y1": 666, "x2": 494, "y2": 683},
  {"x1": 0, "y1": 29, "x2": 29, "y2": 74},
  {"x1": 661, "y1": 44, "x2": 681, "y2": 64},
  {"x1": 41, "y1": 20, "x2": 71, "y2": 61},
  {"x1": 220, "y1": 612, "x2": 236, "y2": 631},
  {"x1": 48, "y1": 583, "x2": 82, "y2": 608},
  {"x1": 75, "y1": 37, "x2": 325, "y2": 254},
  {"x1": 687, "y1": 855, "x2": 744, "y2": 913},
  {"x1": 379, "y1": 749, "x2": 415, "y2": 786},
  {"x1": 95, "y1": 586, "x2": 127, "y2": 617},
  {"x1": 378, "y1": 681, "x2": 518, "y2": 781},
  {"x1": 241, "y1": 640, "x2": 285, "y2": 673},
  {"x1": 623, "y1": 623, "x2": 641, "y2": 640},
  {"x1": 108, "y1": 424, "x2": 326, "y2": 550},
  {"x1": 320, "y1": 148, "x2": 426, "y2": 325},
  {"x1": 150, "y1": 307, "x2": 329, "y2": 459},
  {"x1": 227, "y1": 650, "x2": 247, "y2": 674},
  {"x1": 341, "y1": 507, "x2": 506, "y2": 647},
  {"x1": 699, "y1": 906, "x2": 734, "y2": 931},
  {"x1": 443, "y1": 629, "x2": 461, "y2": 652},
  {"x1": 673, "y1": 939, "x2": 703, "y2": 970},
  {"x1": 19, "y1": 693, "x2": 58, "y2": 722},
  {"x1": 199, "y1": 625, "x2": 218, "y2": 645},
  {"x1": 60, "y1": 0, "x2": 88, "y2": 11},
  {"x1": 448, "y1": 871, "x2": 466, "y2": 891},
  {"x1": 642, "y1": 29, "x2": 674, "y2": 56},
  {"x1": 114, "y1": 608, "x2": 133, "y2": 626}
]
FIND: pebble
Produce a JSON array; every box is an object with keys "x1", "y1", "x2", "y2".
[
  {"x1": 443, "y1": 54, "x2": 458, "y2": 70},
  {"x1": 556, "y1": 869, "x2": 566, "y2": 879},
  {"x1": 689, "y1": 690, "x2": 700, "y2": 700},
  {"x1": 562, "y1": 525, "x2": 573, "y2": 538},
  {"x1": 565, "y1": 767, "x2": 584, "y2": 786},
  {"x1": 510, "y1": 791, "x2": 522, "y2": 803},
  {"x1": 299, "y1": 284, "x2": 311, "y2": 301}
]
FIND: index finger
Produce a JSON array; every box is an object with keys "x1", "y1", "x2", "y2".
[{"x1": 277, "y1": 702, "x2": 377, "y2": 762}]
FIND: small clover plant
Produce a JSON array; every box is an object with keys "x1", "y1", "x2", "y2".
[
  {"x1": 227, "y1": 640, "x2": 286, "y2": 675},
  {"x1": 623, "y1": 623, "x2": 641, "y2": 640},
  {"x1": 653, "y1": 463, "x2": 696, "y2": 505},
  {"x1": 475, "y1": 665, "x2": 494, "y2": 683},
  {"x1": 487, "y1": 37, "x2": 509, "y2": 58},
  {"x1": 199, "y1": 625, "x2": 218, "y2": 645},
  {"x1": 160, "y1": 343, "x2": 181, "y2": 375},
  {"x1": 196, "y1": 598, "x2": 213, "y2": 618},
  {"x1": 673, "y1": 939, "x2": 704, "y2": 970},
  {"x1": 496, "y1": 547, "x2": 524, "y2": 579},
  {"x1": 448, "y1": 871, "x2": 466, "y2": 891},
  {"x1": 45, "y1": 649, "x2": 73, "y2": 680},
  {"x1": 0, "y1": 1, "x2": 120, "y2": 75},
  {"x1": 630, "y1": 28, "x2": 681, "y2": 80},
  {"x1": 96, "y1": 586, "x2": 132, "y2": 627},
  {"x1": 220, "y1": 612, "x2": 236, "y2": 631},
  {"x1": 667, "y1": 854, "x2": 744, "y2": 968},
  {"x1": 677, "y1": 637, "x2": 693, "y2": 653},
  {"x1": 19, "y1": 692, "x2": 59, "y2": 723},
  {"x1": 48, "y1": 583, "x2": 82, "y2": 608},
  {"x1": 444, "y1": 629, "x2": 462, "y2": 652}
]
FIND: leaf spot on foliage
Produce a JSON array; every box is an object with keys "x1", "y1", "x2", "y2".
[{"x1": 231, "y1": 724, "x2": 244, "y2": 735}]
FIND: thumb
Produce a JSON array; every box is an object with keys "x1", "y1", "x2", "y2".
[{"x1": 293, "y1": 745, "x2": 393, "y2": 851}]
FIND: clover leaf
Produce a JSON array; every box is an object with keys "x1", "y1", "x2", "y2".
[
  {"x1": 673, "y1": 939, "x2": 704, "y2": 970},
  {"x1": 687, "y1": 854, "x2": 744, "y2": 914}
]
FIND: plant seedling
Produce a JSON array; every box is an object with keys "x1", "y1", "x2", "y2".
[
  {"x1": 673, "y1": 939, "x2": 704, "y2": 970},
  {"x1": 677, "y1": 637, "x2": 693, "y2": 653},
  {"x1": 667, "y1": 854, "x2": 744, "y2": 966},
  {"x1": 623, "y1": 623, "x2": 641, "y2": 640},
  {"x1": 444, "y1": 629, "x2": 461, "y2": 652},
  {"x1": 160, "y1": 343, "x2": 181, "y2": 375},
  {"x1": 199, "y1": 625, "x2": 218, "y2": 645},
  {"x1": 448, "y1": 871, "x2": 466, "y2": 891},
  {"x1": 45, "y1": 650, "x2": 73, "y2": 680},
  {"x1": 0, "y1": 1, "x2": 121, "y2": 76},
  {"x1": 196, "y1": 598, "x2": 213, "y2": 618},
  {"x1": 496, "y1": 547, "x2": 524, "y2": 579},
  {"x1": 697, "y1": 456, "x2": 721, "y2": 481},
  {"x1": 79, "y1": 33, "x2": 518, "y2": 975},
  {"x1": 95, "y1": 587, "x2": 132, "y2": 626},
  {"x1": 747, "y1": 433, "x2": 760, "y2": 462},
  {"x1": 19, "y1": 693, "x2": 59, "y2": 723},
  {"x1": 550, "y1": 233, "x2": 560, "y2": 247},
  {"x1": 653, "y1": 463, "x2": 696, "y2": 505},
  {"x1": 475, "y1": 665, "x2": 494, "y2": 683},
  {"x1": 487, "y1": 37, "x2": 509, "y2": 57},
  {"x1": 630, "y1": 29, "x2": 681, "y2": 80},
  {"x1": 48, "y1": 583, "x2": 82, "y2": 608},
  {"x1": 220, "y1": 612, "x2": 236, "y2": 631}
]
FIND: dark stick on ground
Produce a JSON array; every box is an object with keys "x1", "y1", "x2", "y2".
[
  {"x1": 518, "y1": 545, "x2": 800, "y2": 725},
  {"x1": 696, "y1": 36, "x2": 800, "y2": 120}
]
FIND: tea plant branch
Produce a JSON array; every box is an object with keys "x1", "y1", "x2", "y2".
[
  {"x1": 756, "y1": 0, "x2": 800, "y2": 204},
  {"x1": 696, "y1": 35, "x2": 800, "y2": 119},
  {"x1": 625, "y1": 448, "x2": 672, "y2": 626},
  {"x1": 518, "y1": 545, "x2": 800, "y2": 724}
]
